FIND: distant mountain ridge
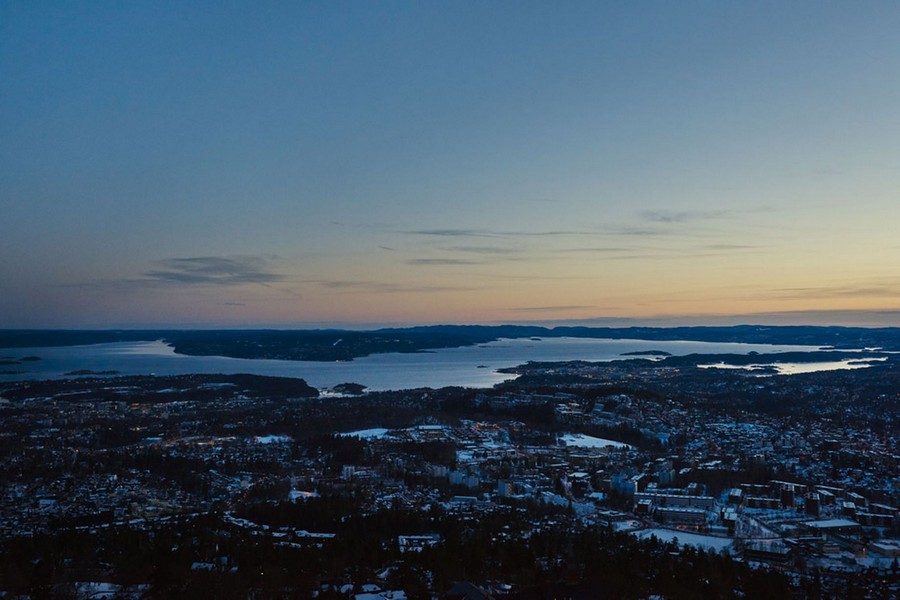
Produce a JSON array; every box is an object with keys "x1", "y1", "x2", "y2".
[{"x1": 1, "y1": 324, "x2": 899, "y2": 362}]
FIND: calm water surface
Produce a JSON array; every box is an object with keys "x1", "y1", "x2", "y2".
[{"x1": 0, "y1": 337, "x2": 826, "y2": 391}]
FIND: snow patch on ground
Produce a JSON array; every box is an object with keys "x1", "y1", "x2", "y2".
[
  {"x1": 338, "y1": 427, "x2": 391, "y2": 439},
  {"x1": 560, "y1": 433, "x2": 631, "y2": 449},
  {"x1": 635, "y1": 528, "x2": 733, "y2": 552}
]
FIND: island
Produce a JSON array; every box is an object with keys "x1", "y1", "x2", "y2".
[{"x1": 332, "y1": 382, "x2": 368, "y2": 395}]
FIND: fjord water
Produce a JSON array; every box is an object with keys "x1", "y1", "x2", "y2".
[{"x1": 0, "y1": 337, "x2": 823, "y2": 390}]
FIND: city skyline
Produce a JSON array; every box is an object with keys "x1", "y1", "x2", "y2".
[{"x1": 3, "y1": 2, "x2": 900, "y2": 328}]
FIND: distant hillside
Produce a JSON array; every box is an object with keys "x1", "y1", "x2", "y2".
[
  {"x1": 0, "y1": 330, "x2": 163, "y2": 347},
  {"x1": 2, "y1": 324, "x2": 900, "y2": 361}
]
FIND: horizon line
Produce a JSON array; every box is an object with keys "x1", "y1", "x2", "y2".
[{"x1": 2, "y1": 309, "x2": 900, "y2": 332}]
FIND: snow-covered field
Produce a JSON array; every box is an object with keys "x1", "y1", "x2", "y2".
[
  {"x1": 560, "y1": 433, "x2": 631, "y2": 449},
  {"x1": 338, "y1": 428, "x2": 391, "y2": 439},
  {"x1": 635, "y1": 528, "x2": 733, "y2": 552}
]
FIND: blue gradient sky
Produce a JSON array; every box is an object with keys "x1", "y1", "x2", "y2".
[{"x1": 2, "y1": 2, "x2": 900, "y2": 327}]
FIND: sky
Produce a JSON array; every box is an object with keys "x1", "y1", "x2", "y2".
[{"x1": 2, "y1": 1, "x2": 900, "y2": 328}]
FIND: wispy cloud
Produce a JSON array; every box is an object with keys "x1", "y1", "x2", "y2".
[
  {"x1": 550, "y1": 242, "x2": 758, "y2": 260},
  {"x1": 638, "y1": 209, "x2": 732, "y2": 223},
  {"x1": 612, "y1": 226, "x2": 679, "y2": 237},
  {"x1": 404, "y1": 228, "x2": 500, "y2": 238},
  {"x1": 317, "y1": 279, "x2": 486, "y2": 294},
  {"x1": 532, "y1": 309, "x2": 900, "y2": 328},
  {"x1": 63, "y1": 255, "x2": 291, "y2": 293},
  {"x1": 772, "y1": 281, "x2": 900, "y2": 300},
  {"x1": 444, "y1": 245, "x2": 520, "y2": 255},
  {"x1": 552, "y1": 246, "x2": 633, "y2": 254},
  {"x1": 511, "y1": 305, "x2": 594, "y2": 312},
  {"x1": 144, "y1": 256, "x2": 285, "y2": 286},
  {"x1": 702, "y1": 243, "x2": 758, "y2": 251},
  {"x1": 469, "y1": 273, "x2": 590, "y2": 282},
  {"x1": 405, "y1": 224, "x2": 722, "y2": 242},
  {"x1": 406, "y1": 258, "x2": 482, "y2": 266},
  {"x1": 405, "y1": 228, "x2": 595, "y2": 239},
  {"x1": 603, "y1": 251, "x2": 754, "y2": 261}
]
